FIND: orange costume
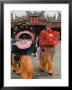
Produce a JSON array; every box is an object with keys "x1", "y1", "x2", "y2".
[
  {"x1": 11, "y1": 53, "x2": 21, "y2": 74},
  {"x1": 11, "y1": 53, "x2": 17, "y2": 72},
  {"x1": 40, "y1": 46, "x2": 55, "y2": 74},
  {"x1": 39, "y1": 28, "x2": 59, "y2": 74},
  {"x1": 20, "y1": 55, "x2": 33, "y2": 79},
  {"x1": 12, "y1": 31, "x2": 35, "y2": 79}
]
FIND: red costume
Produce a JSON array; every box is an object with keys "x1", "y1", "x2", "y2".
[{"x1": 39, "y1": 28, "x2": 59, "y2": 74}]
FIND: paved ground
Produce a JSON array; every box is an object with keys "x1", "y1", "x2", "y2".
[{"x1": 11, "y1": 41, "x2": 61, "y2": 79}]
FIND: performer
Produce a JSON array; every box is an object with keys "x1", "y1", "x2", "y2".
[
  {"x1": 14, "y1": 31, "x2": 35, "y2": 79},
  {"x1": 20, "y1": 48, "x2": 33, "y2": 79},
  {"x1": 39, "y1": 28, "x2": 59, "y2": 75},
  {"x1": 11, "y1": 30, "x2": 19, "y2": 73},
  {"x1": 39, "y1": 45, "x2": 55, "y2": 75}
]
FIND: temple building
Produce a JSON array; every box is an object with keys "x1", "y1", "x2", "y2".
[
  {"x1": 11, "y1": 11, "x2": 61, "y2": 27},
  {"x1": 11, "y1": 11, "x2": 61, "y2": 37}
]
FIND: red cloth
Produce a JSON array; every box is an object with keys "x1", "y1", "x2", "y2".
[{"x1": 39, "y1": 28, "x2": 60, "y2": 47}]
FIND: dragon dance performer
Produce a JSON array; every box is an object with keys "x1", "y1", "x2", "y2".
[
  {"x1": 12, "y1": 30, "x2": 35, "y2": 79},
  {"x1": 39, "y1": 28, "x2": 60, "y2": 75},
  {"x1": 11, "y1": 31, "x2": 18, "y2": 73}
]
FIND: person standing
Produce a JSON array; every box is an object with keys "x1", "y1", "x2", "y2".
[
  {"x1": 14, "y1": 31, "x2": 35, "y2": 79},
  {"x1": 39, "y1": 28, "x2": 59, "y2": 75}
]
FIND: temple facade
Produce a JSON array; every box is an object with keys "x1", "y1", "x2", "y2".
[{"x1": 11, "y1": 11, "x2": 61, "y2": 29}]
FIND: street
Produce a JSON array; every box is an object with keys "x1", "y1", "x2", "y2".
[{"x1": 11, "y1": 41, "x2": 61, "y2": 79}]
